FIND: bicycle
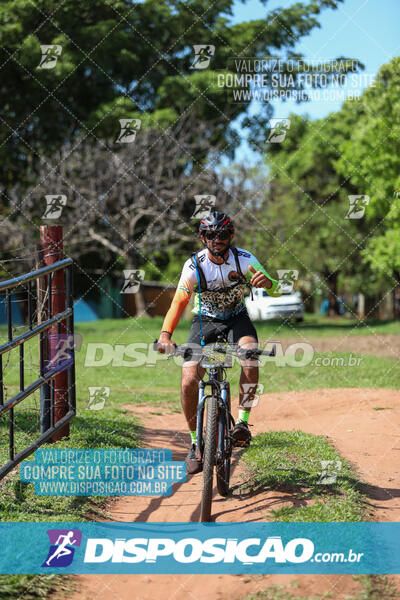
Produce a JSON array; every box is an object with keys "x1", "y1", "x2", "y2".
[{"x1": 154, "y1": 336, "x2": 276, "y2": 522}]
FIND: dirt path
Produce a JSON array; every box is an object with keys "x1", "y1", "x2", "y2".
[{"x1": 70, "y1": 388, "x2": 400, "y2": 600}]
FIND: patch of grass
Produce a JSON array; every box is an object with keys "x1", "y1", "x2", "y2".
[
  {"x1": 0, "y1": 324, "x2": 142, "y2": 600},
  {"x1": 3, "y1": 319, "x2": 396, "y2": 428},
  {"x1": 259, "y1": 351, "x2": 399, "y2": 393},
  {"x1": 0, "y1": 405, "x2": 141, "y2": 522},
  {"x1": 241, "y1": 436, "x2": 398, "y2": 600},
  {"x1": 5, "y1": 312, "x2": 393, "y2": 348},
  {"x1": 239, "y1": 430, "x2": 365, "y2": 522},
  {"x1": 73, "y1": 320, "x2": 400, "y2": 396},
  {"x1": 253, "y1": 315, "x2": 400, "y2": 338},
  {"x1": 78, "y1": 323, "x2": 399, "y2": 398},
  {"x1": 247, "y1": 584, "x2": 333, "y2": 599},
  {"x1": 73, "y1": 313, "x2": 400, "y2": 339},
  {"x1": 352, "y1": 575, "x2": 398, "y2": 599},
  {"x1": 246, "y1": 575, "x2": 398, "y2": 600},
  {"x1": 0, "y1": 574, "x2": 73, "y2": 600}
]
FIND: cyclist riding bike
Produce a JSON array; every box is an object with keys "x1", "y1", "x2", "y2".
[{"x1": 157, "y1": 211, "x2": 281, "y2": 474}]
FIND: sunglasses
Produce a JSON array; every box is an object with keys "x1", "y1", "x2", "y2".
[{"x1": 204, "y1": 230, "x2": 231, "y2": 241}]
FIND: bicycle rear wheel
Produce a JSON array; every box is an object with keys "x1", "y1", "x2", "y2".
[{"x1": 200, "y1": 395, "x2": 217, "y2": 522}]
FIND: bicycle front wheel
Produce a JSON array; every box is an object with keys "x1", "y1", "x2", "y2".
[{"x1": 200, "y1": 395, "x2": 218, "y2": 522}]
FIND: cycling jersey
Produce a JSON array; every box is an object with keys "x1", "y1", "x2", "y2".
[{"x1": 161, "y1": 247, "x2": 280, "y2": 335}]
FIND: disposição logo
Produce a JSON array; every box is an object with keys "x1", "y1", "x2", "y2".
[{"x1": 83, "y1": 536, "x2": 314, "y2": 564}]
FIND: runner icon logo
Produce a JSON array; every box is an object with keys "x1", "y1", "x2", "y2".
[
  {"x1": 317, "y1": 460, "x2": 342, "y2": 485},
  {"x1": 190, "y1": 45, "x2": 215, "y2": 69},
  {"x1": 277, "y1": 269, "x2": 298, "y2": 293},
  {"x1": 267, "y1": 119, "x2": 291, "y2": 143},
  {"x1": 42, "y1": 194, "x2": 67, "y2": 220},
  {"x1": 116, "y1": 119, "x2": 142, "y2": 143},
  {"x1": 88, "y1": 386, "x2": 110, "y2": 410},
  {"x1": 241, "y1": 383, "x2": 264, "y2": 409},
  {"x1": 192, "y1": 194, "x2": 216, "y2": 219},
  {"x1": 121, "y1": 270, "x2": 145, "y2": 293},
  {"x1": 42, "y1": 529, "x2": 82, "y2": 568},
  {"x1": 38, "y1": 45, "x2": 62, "y2": 69},
  {"x1": 345, "y1": 195, "x2": 370, "y2": 219}
]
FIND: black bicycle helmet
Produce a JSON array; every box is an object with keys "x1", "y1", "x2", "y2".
[{"x1": 199, "y1": 211, "x2": 235, "y2": 234}]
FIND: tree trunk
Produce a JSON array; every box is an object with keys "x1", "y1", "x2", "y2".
[
  {"x1": 126, "y1": 250, "x2": 150, "y2": 318},
  {"x1": 134, "y1": 284, "x2": 150, "y2": 318},
  {"x1": 325, "y1": 270, "x2": 339, "y2": 316}
]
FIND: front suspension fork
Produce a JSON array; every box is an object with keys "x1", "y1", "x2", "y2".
[
  {"x1": 195, "y1": 380, "x2": 230, "y2": 462},
  {"x1": 218, "y1": 383, "x2": 229, "y2": 459},
  {"x1": 195, "y1": 380, "x2": 206, "y2": 462}
]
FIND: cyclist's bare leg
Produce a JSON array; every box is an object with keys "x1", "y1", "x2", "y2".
[
  {"x1": 181, "y1": 361, "x2": 205, "y2": 431},
  {"x1": 237, "y1": 336, "x2": 259, "y2": 411}
]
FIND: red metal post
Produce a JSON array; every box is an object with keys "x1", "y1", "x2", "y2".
[{"x1": 40, "y1": 225, "x2": 69, "y2": 440}]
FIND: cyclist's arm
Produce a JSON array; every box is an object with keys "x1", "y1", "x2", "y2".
[
  {"x1": 160, "y1": 262, "x2": 195, "y2": 336},
  {"x1": 161, "y1": 288, "x2": 192, "y2": 336},
  {"x1": 246, "y1": 254, "x2": 281, "y2": 298}
]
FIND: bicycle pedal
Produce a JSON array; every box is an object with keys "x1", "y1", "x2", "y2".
[{"x1": 233, "y1": 439, "x2": 250, "y2": 448}]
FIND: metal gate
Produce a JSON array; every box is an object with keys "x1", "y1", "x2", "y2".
[{"x1": 0, "y1": 257, "x2": 76, "y2": 480}]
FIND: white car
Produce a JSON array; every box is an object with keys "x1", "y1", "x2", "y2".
[{"x1": 245, "y1": 287, "x2": 305, "y2": 322}]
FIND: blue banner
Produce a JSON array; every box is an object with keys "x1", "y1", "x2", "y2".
[
  {"x1": 20, "y1": 449, "x2": 186, "y2": 496},
  {"x1": 0, "y1": 522, "x2": 399, "y2": 574}
]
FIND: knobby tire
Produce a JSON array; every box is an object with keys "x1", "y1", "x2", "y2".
[{"x1": 200, "y1": 395, "x2": 218, "y2": 522}]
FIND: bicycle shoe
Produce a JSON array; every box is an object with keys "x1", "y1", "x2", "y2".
[
  {"x1": 185, "y1": 444, "x2": 203, "y2": 475},
  {"x1": 231, "y1": 421, "x2": 252, "y2": 447}
]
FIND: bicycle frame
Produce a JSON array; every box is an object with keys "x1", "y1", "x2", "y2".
[{"x1": 195, "y1": 365, "x2": 232, "y2": 465}]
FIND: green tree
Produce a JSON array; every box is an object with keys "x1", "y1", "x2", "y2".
[
  {"x1": 256, "y1": 108, "x2": 371, "y2": 315},
  {"x1": 0, "y1": 0, "x2": 358, "y2": 193},
  {"x1": 336, "y1": 57, "x2": 400, "y2": 297}
]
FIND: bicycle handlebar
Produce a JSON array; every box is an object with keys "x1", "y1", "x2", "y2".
[{"x1": 153, "y1": 339, "x2": 276, "y2": 360}]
